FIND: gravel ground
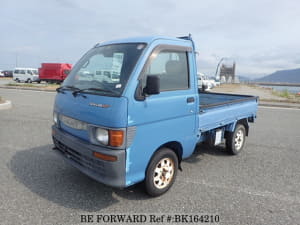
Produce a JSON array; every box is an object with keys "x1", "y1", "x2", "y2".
[
  {"x1": 210, "y1": 84, "x2": 294, "y2": 101},
  {"x1": 1, "y1": 81, "x2": 299, "y2": 103}
]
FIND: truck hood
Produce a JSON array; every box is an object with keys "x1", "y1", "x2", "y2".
[{"x1": 54, "y1": 91, "x2": 128, "y2": 141}]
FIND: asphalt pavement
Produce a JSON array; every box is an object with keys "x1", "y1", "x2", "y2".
[
  {"x1": 0, "y1": 88, "x2": 299, "y2": 225},
  {"x1": 0, "y1": 78, "x2": 13, "y2": 86}
]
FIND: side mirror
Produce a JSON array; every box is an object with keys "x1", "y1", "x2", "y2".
[{"x1": 143, "y1": 75, "x2": 160, "y2": 95}]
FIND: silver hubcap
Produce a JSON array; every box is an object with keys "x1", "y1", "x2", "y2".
[
  {"x1": 153, "y1": 157, "x2": 174, "y2": 189},
  {"x1": 234, "y1": 129, "x2": 244, "y2": 151}
]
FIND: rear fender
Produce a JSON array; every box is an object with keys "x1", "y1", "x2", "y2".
[{"x1": 225, "y1": 118, "x2": 249, "y2": 136}]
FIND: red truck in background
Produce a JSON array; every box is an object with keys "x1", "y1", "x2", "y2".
[{"x1": 39, "y1": 63, "x2": 72, "y2": 84}]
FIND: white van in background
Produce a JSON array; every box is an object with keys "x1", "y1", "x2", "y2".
[
  {"x1": 197, "y1": 73, "x2": 216, "y2": 91},
  {"x1": 13, "y1": 68, "x2": 40, "y2": 83}
]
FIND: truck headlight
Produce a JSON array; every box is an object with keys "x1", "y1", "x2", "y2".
[
  {"x1": 95, "y1": 128, "x2": 109, "y2": 145},
  {"x1": 93, "y1": 127, "x2": 125, "y2": 147},
  {"x1": 53, "y1": 112, "x2": 58, "y2": 124}
]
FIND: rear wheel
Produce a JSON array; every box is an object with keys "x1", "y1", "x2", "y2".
[
  {"x1": 226, "y1": 124, "x2": 246, "y2": 155},
  {"x1": 145, "y1": 148, "x2": 178, "y2": 197}
]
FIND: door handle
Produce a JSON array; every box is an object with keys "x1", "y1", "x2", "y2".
[{"x1": 187, "y1": 97, "x2": 195, "y2": 103}]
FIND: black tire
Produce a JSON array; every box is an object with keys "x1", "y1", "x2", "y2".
[
  {"x1": 226, "y1": 124, "x2": 246, "y2": 155},
  {"x1": 145, "y1": 148, "x2": 178, "y2": 197}
]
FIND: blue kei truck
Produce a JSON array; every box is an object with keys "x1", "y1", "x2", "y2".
[{"x1": 52, "y1": 35, "x2": 258, "y2": 196}]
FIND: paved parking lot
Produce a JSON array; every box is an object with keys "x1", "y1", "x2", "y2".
[
  {"x1": 0, "y1": 78, "x2": 13, "y2": 86},
  {"x1": 0, "y1": 88, "x2": 300, "y2": 225}
]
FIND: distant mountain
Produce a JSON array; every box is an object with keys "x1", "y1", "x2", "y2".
[
  {"x1": 255, "y1": 68, "x2": 300, "y2": 83},
  {"x1": 237, "y1": 75, "x2": 252, "y2": 82}
]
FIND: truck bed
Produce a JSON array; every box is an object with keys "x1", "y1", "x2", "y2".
[
  {"x1": 199, "y1": 91, "x2": 257, "y2": 109},
  {"x1": 198, "y1": 91, "x2": 258, "y2": 133}
]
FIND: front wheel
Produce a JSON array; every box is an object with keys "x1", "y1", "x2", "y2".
[
  {"x1": 226, "y1": 124, "x2": 246, "y2": 155},
  {"x1": 145, "y1": 148, "x2": 178, "y2": 197}
]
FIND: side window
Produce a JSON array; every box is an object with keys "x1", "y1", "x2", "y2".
[
  {"x1": 20, "y1": 70, "x2": 25, "y2": 74},
  {"x1": 144, "y1": 50, "x2": 189, "y2": 91}
]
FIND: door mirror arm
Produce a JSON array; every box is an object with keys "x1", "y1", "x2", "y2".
[{"x1": 143, "y1": 75, "x2": 160, "y2": 96}]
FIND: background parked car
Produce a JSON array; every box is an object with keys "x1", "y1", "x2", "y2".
[
  {"x1": 13, "y1": 68, "x2": 40, "y2": 83},
  {"x1": 3, "y1": 70, "x2": 13, "y2": 77},
  {"x1": 0, "y1": 70, "x2": 4, "y2": 77},
  {"x1": 197, "y1": 73, "x2": 216, "y2": 91},
  {"x1": 214, "y1": 78, "x2": 221, "y2": 86}
]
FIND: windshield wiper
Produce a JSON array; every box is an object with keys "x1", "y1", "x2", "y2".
[
  {"x1": 56, "y1": 85, "x2": 80, "y2": 93},
  {"x1": 72, "y1": 88, "x2": 117, "y2": 97}
]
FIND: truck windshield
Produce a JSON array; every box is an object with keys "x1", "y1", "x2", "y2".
[{"x1": 63, "y1": 43, "x2": 146, "y2": 96}]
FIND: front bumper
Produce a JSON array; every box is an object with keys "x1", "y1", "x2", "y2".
[{"x1": 52, "y1": 126, "x2": 126, "y2": 188}]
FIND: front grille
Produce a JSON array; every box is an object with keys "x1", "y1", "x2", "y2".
[{"x1": 53, "y1": 137, "x2": 105, "y2": 175}]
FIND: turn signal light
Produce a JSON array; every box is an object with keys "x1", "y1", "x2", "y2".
[
  {"x1": 93, "y1": 152, "x2": 117, "y2": 162},
  {"x1": 109, "y1": 130, "x2": 124, "y2": 147}
]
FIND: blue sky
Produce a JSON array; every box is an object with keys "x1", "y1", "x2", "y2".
[{"x1": 1, "y1": 0, "x2": 299, "y2": 78}]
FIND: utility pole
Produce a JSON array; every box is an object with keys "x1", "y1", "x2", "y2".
[{"x1": 15, "y1": 53, "x2": 18, "y2": 67}]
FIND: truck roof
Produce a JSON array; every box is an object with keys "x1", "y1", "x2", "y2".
[{"x1": 97, "y1": 36, "x2": 194, "y2": 48}]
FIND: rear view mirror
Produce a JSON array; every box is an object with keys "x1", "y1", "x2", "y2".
[{"x1": 143, "y1": 75, "x2": 160, "y2": 95}]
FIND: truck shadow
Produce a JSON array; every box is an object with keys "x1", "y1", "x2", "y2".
[
  {"x1": 8, "y1": 145, "x2": 150, "y2": 212},
  {"x1": 183, "y1": 143, "x2": 230, "y2": 164},
  {"x1": 197, "y1": 143, "x2": 230, "y2": 156}
]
